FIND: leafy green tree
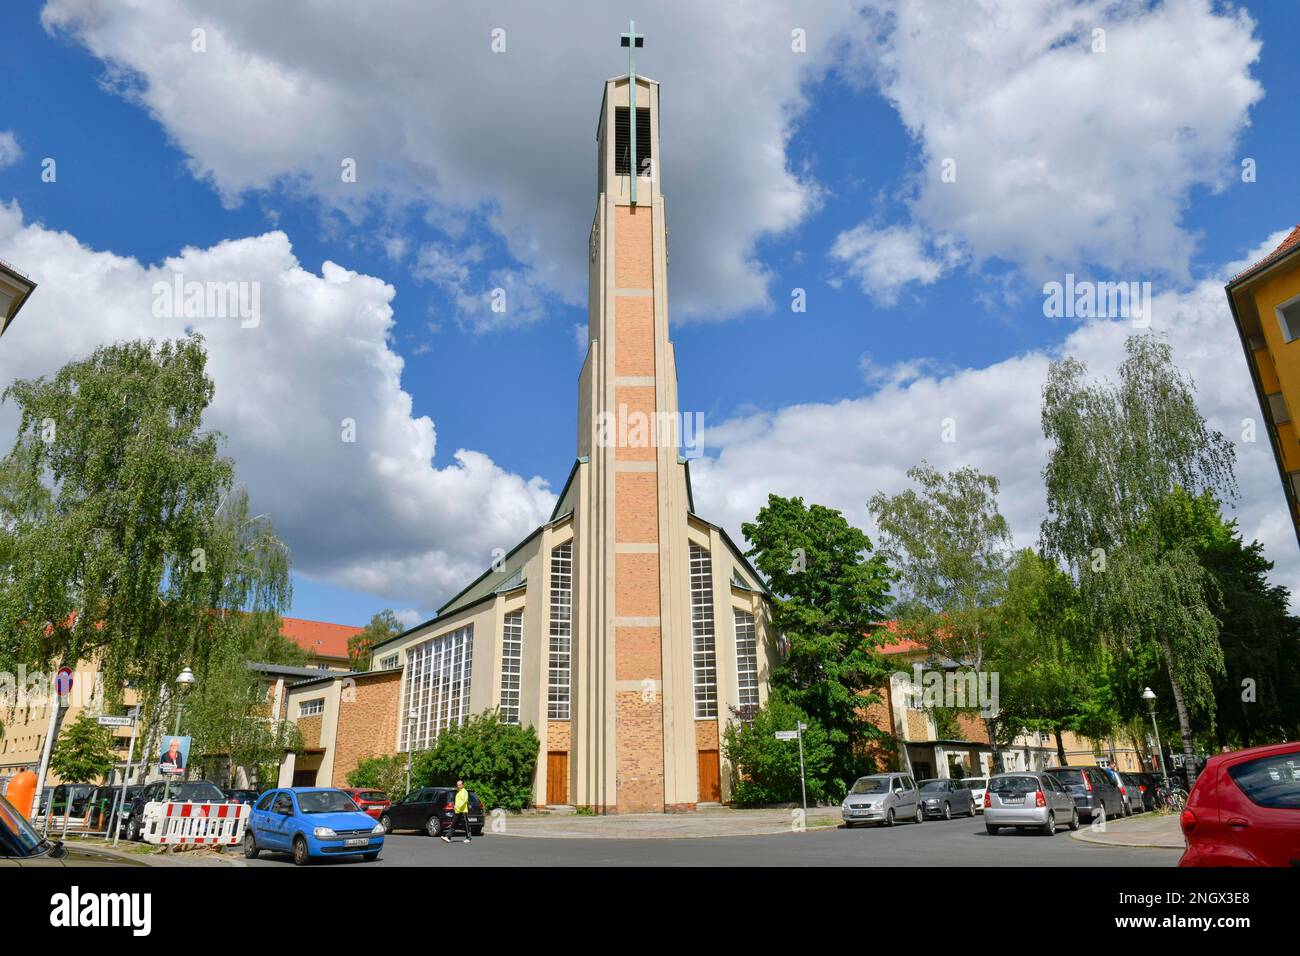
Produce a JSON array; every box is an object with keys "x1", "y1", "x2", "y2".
[
  {"x1": 0, "y1": 336, "x2": 291, "y2": 779},
  {"x1": 346, "y1": 753, "x2": 410, "y2": 800},
  {"x1": 49, "y1": 711, "x2": 116, "y2": 783},
  {"x1": 411, "y1": 710, "x2": 540, "y2": 811},
  {"x1": 741, "y1": 495, "x2": 897, "y2": 787},
  {"x1": 869, "y1": 463, "x2": 1011, "y2": 757},
  {"x1": 723, "y1": 697, "x2": 837, "y2": 806},
  {"x1": 350, "y1": 610, "x2": 402, "y2": 671},
  {"x1": 1040, "y1": 335, "x2": 1236, "y2": 770}
]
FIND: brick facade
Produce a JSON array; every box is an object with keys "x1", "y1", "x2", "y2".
[{"x1": 330, "y1": 671, "x2": 402, "y2": 787}]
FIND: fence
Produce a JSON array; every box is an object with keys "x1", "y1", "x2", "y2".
[{"x1": 139, "y1": 800, "x2": 249, "y2": 846}]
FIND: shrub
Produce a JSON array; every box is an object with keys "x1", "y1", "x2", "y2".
[
  {"x1": 346, "y1": 753, "x2": 409, "y2": 801},
  {"x1": 410, "y1": 710, "x2": 539, "y2": 811},
  {"x1": 723, "y1": 697, "x2": 839, "y2": 806}
]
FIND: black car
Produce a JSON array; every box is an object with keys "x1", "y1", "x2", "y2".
[
  {"x1": 125, "y1": 779, "x2": 227, "y2": 841},
  {"x1": 379, "y1": 787, "x2": 485, "y2": 837},
  {"x1": 223, "y1": 789, "x2": 261, "y2": 806},
  {"x1": 1043, "y1": 766, "x2": 1125, "y2": 821},
  {"x1": 42, "y1": 783, "x2": 96, "y2": 820},
  {"x1": 1126, "y1": 772, "x2": 1161, "y2": 812}
]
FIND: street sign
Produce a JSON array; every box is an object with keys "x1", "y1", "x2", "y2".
[
  {"x1": 775, "y1": 730, "x2": 798, "y2": 741},
  {"x1": 97, "y1": 715, "x2": 133, "y2": 728},
  {"x1": 54, "y1": 667, "x2": 73, "y2": 698}
]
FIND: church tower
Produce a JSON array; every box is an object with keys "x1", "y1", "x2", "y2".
[{"x1": 357, "y1": 29, "x2": 775, "y2": 814}]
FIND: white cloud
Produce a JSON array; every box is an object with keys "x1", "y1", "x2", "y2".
[
  {"x1": 0, "y1": 202, "x2": 555, "y2": 608},
  {"x1": 693, "y1": 233, "x2": 1300, "y2": 605},
  {"x1": 831, "y1": 224, "x2": 959, "y2": 304},
  {"x1": 0, "y1": 131, "x2": 21, "y2": 169},
  {"x1": 40, "y1": 0, "x2": 866, "y2": 321},
  {"x1": 836, "y1": 0, "x2": 1263, "y2": 296}
]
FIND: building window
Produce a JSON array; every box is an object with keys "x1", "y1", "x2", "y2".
[
  {"x1": 1277, "y1": 295, "x2": 1300, "y2": 343},
  {"x1": 500, "y1": 610, "x2": 523, "y2": 725},
  {"x1": 378, "y1": 654, "x2": 399, "y2": 670},
  {"x1": 299, "y1": 698, "x2": 324, "y2": 718},
  {"x1": 689, "y1": 542, "x2": 718, "y2": 718},
  {"x1": 734, "y1": 609, "x2": 759, "y2": 713},
  {"x1": 614, "y1": 106, "x2": 652, "y2": 177},
  {"x1": 400, "y1": 624, "x2": 474, "y2": 751},
  {"x1": 548, "y1": 542, "x2": 573, "y2": 720}
]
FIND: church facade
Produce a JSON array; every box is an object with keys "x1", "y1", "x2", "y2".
[{"x1": 282, "y1": 73, "x2": 775, "y2": 812}]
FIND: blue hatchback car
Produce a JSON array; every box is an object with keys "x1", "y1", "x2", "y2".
[{"x1": 243, "y1": 787, "x2": 384, "y2": 865}]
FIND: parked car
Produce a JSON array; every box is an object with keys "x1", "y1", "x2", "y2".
[
  {"x1": 338, "y1": 787, "x2": 391, "y2": 820},
  {"x1": 964, "y1": 778, "x2": 989, "y2": 814},
  {"x1": 41, "y1": 783, "x2": 96, "y2": 821},
  {"x1": 1126, "y1": 772, "x2": 1161, "y2": 812},
  {"x1": 244, "y1": 787, "x2": 384, "y2": 865},
  {"x1": 1179, "y1": 741, "x2": 1300, "y2": 867},
  {"x1": 1097, "y1": 766, "x2": 1137, "y2": 815},
  {"x1": 107, "y1": 786, "x2": 142, "y2": 836},
  {"x1": 918, "y1": 778, "x2": 975, "y2": 819},
  {"x1": 223, "y1": 789, "x2": 261, "y2": 806},
  {"x1": 125, "y1": 779, "x2": 228, "y2": 841},
  {"x1": 82, "y1": 785, "x2": 125, "y2": 831},
  {"x1": 840, "y1": 773, "x2": 921, "y2": 827},
  {"x1": 379, "y1": 786, "x2": 485, "y2": 837},
  {"x1": 1043, "y1": 765, "x2": 1124, "y2": 822},
  {"x1": 984, "y1": 772, "x2": 1079, "y2": 835}
]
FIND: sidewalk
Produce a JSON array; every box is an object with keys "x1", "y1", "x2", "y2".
[
  {"x1": 63, "y1": 837, "x2": 241, "y2": 866},
  {"x1": 497, "y1": 805, "x2": 843, "y2": 839},
  {"x1": 1068, "y1": 812, "x2": 1184, "y2": 849}
]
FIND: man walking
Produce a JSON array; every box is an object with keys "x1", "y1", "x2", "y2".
[{"x1": 442, "y1": 779, "x2": 472, "y2": 844}]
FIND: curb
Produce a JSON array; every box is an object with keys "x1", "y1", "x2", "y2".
[{"x1": 1067, "y1": 822, "x2": 1184, "y2": 850}]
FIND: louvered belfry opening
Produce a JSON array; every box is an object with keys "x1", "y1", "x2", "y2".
[{"x1": 614, "y1": 105, "x2": 652, "y2": 177}]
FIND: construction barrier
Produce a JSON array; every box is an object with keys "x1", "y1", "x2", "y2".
[{"x1": 140, "y1": 800, "x2": 248, "y2": 846}]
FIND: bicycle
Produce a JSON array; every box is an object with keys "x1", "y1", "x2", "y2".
[{"x1": 1158, "y1": 778, "x2": 1188, "y2": 810}]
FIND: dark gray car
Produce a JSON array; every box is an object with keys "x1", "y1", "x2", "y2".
[
  {"x1": 917, "y1": 778, "x2": 975, "y2": 819},
  {"x1": 1043, "y1": 765, "x2": 1124, "y2": 822}
]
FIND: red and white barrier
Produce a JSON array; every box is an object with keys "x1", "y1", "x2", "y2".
[{"x1": 140, "y1": 801, "x2": 248, "y2": 846}]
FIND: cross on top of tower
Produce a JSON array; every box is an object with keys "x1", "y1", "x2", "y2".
[{"x1": 620, "y1": 20, "x2": 644, "y2": 51}]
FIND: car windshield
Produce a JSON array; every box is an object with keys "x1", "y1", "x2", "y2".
[
  {"x1": 1229, "y1": 754, "x2": 1300, "y2": 809},
  {"x1": 298, "y1": 791, "x2": 361, "y2": 814},
  {"x1": 1047, "y1": 769, "x2": 1085, "y2": 785},
  {"x1": 919, "y1": 781, "x2": 948, "y2": 792},
  {"x1": 990, "y1": 776, "x2": 1040, "y2": 794},
  {"x1": 850, "y1": 778, "x2": 888, "y2": 795},
  {"x1": 172, "y1": 783, "x2": 224, "y2": 802},
  {"x1": 358, "y1": 791, "x2": 386, "y2": 801},
  {"x1": 0, "y1": 793, "x2": 44, "y2": 855},
  {"x1": 966, "y1": 779, "x2": 987, "y2": 788}
]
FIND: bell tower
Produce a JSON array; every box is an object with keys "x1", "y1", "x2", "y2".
[{"x1": 571, "y1": 24, "x2": 699, "y2": 813}]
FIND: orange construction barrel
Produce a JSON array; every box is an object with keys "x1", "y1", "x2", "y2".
[{"x1": 5, "y1": 771, "x2": 37, "y2": 820}]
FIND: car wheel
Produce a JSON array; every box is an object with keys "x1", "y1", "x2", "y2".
[
  {"x1": 1068, "y1": 808, "x2": 1080, "y2": 831},
  {"x1": 126, "y1": 817, "x2": 140, "y2": 842},
  {"x1": 1041, "y1": 811, "x2": 1056, "y2": 836},
  {"x1": 425, "y1": 815, "x2": 443, "y2": 838},
  {"x1": 942, "y1": 802, "x2": 951, "y2": 820},
  {"x1": 291, "y1": 836, "x2": 310, "y2": 866},
  {"x1": 471, "y1": 826, "x2": 483, "y2": 837},
  {"x1": 379, "y1": 814, "x2": 393, "y2": 834},
  {"x1": 985, "y1": 822, "x2": 999, "y2": 835},
  {"x1": 914, "y1": 803, "x2": 923, "y2": 824},
  {"x1": 362, "y1": 851, "x2": 380, "y2": 862},
  {"x1": 884, "y1": 808, "x2": 895, "y2": 827},
  {"x1": 243, "y1": 830, "x2": 259, "y2": 859}
]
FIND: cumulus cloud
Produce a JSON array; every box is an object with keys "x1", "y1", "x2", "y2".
[
  {"x1": 831, "y1": 224, "x2": 960, "y2": 304},
  {"x1": 0, "y1": 202, "x2": 555, "y2": 608},
  {"x1": 0, "y1": 131, "x2": 21, "y2": 169},
  {"x1": 694, "y1": 229, "x2": 1300, "y2": 603},
  {"x1": 40, "y1": 0, "x2": 867, "y2": 322},
  {"x1": 835, "y1": 0, "x2": 1263, "y2": 296}
]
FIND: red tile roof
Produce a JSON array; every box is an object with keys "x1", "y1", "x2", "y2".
[
  {"x1": 1230, "y1": 224, "x2": 1300, "y2": 284},
  {"x1": 874, "y1": 619, "x2": 926, "y2": 655},
  {"x1": 280, "y1": 617, "x2": 363, "y2": 661}
]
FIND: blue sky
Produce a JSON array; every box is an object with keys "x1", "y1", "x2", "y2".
[{"x1": 1, "y1": 1, "x2": 1297, "y2": 628}]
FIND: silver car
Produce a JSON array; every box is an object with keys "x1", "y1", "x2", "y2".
[
  {"x1": 964, "y1": 777, "x2": 989, "y2": 813},
  {"x1": 917, "y1": 778, "x2": 975, "y2": 819},
  {"x1": 984, "y1": 772, "x2": 1079, "y2": 836},
  {"x1": 841, "y1": 773, "x2": 921, "y2": 827}
]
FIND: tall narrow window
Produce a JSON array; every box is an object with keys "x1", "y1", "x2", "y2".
[
  {"x1": 400, "y1": 624, "x2": 474, "y2": 751},
  {"x1": 689, "y1": 542, "x2": 717, "y2": 718},
  {"x1": 734, "y1": 609, "x2": 759, "y2": 712},
  {"x1": 548, "y1": 542, "x2": 573, "y2": 720},
  {"x1": 500, "y1": 610, "x2": 523, "y2": 725},
  {"x1": 614, "y1": 106, "x2": 652, "y2": 177}
]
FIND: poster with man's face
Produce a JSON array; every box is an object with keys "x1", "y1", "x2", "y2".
[{"x1": 159, "y1": 736, "x2": 191, "y2": 776}]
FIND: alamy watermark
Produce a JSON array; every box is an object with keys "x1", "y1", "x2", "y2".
[
  {"x1": 895, "y1": 664, "x2": 1000, "y2": 718},
  {"x1": 595, "y1": 404, "x2": 704, "y2": 458},
  {"x1": 1042, "y1": 274, "x2": 1151, "y2": 327},
  {"x1": 152, "y1": 272, "x2": 261, "y2": 328}
]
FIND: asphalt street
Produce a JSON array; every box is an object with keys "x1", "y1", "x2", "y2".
[{"x1": 238, "y1": 814, "x2": 1181, "y2": 867}]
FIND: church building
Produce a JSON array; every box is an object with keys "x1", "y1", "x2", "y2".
[{"x1": 282, "y1": 58, "x2": 775, "y2": 812}]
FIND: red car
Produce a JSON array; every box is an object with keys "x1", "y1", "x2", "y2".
[
  {"x1": 1179, "y1": 741, "x2": 1300, "y2": 867},
  {"x1": 338, "y1": 788, "x2": 391, "y2": 820}
]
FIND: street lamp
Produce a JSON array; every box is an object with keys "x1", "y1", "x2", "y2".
[
  {"x1": 1141, "y1": 687, "x2": 1168, "y2": 782},
  {"x1": 164, "y1": 667, "x2": 196, "y2": 801},
  {"x1": 404, "y1": 708, "x2": 419, "y2": 796}
]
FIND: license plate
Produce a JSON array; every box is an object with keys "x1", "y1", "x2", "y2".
[
  {"x1": 344, "y1": 837, "x2": 369, "y2": 847},
  {"x1": 853, "y1": 809, "x2": 869, "y2": 815},
  {"x1": 1002, "y1": 796, "x2": 1024, "y2": 804}
]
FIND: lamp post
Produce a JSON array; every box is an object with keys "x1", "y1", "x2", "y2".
[
  {"x1": 1141, "y1": 687, "x2": 1168, "y2": 782},
  {"x1": 164, "y1": 667, "x2": 195, "y2": 802},
  {"x1": 404, "y1": 708, "x2": 419, "y2": 796}
]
